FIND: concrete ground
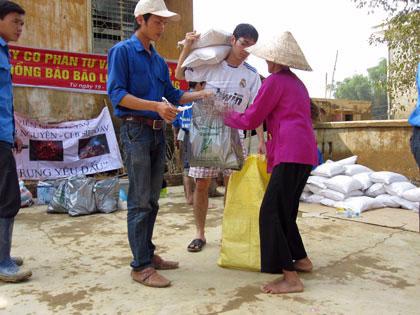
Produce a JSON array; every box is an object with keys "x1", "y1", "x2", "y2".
[{"x1": 1, "y1": 185, "x2": 419, "y2": 315}]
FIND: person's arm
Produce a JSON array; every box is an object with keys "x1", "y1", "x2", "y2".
[
  {"x1": 256, "y1": 125, "x2": 266, "y2": 155},
  {"x1": 225, "y1": 77, "x2": 280, "y2": 130},
  {"x1": 175, "y1": 31, "x2": 200, "y2": 80},
  {"x1": 107, "y1": 45, "x2": 178, "y2": 122}
]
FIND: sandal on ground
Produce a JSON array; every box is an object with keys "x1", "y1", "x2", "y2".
[
  {"x1": 187, "y1": 239, "x2": 206, "y2": 252},
  {"x1": 131, "y1": 267, "x2": 171, "y2": 288},
  {"x1": 152, "y1": 255, "x2": 179, "y2": 270}
]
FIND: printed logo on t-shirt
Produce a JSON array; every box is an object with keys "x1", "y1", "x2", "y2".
[
  {"x1": 215, "y1": 88, "x2": 244, "y2": 107},
  {"x1": 239, "y1": 78, "x2": 247, "y2": 88}
]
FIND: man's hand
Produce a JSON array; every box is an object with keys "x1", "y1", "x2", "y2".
[
  {"x1": 156, "y1": 101, "x2": 178, "y2": 123},
  {"x1": 183, "y1": 31, "x2": 200, "y2": 49},
  {"x1": 13, "y1": 137, "x2": 23, "y2": 154}
]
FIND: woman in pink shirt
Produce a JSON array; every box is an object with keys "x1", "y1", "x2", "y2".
[{"x1": 224, "y1": 31, "x2": 317, "y2": 294}]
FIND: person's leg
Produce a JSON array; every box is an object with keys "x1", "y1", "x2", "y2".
[
  {"x1": 121, "y1": 123, "x2": 167, "y2": 272},
  {"x1": 259, "y1": 163, "x2": 308, "y2": 294},
  {"x1": 287, "y1": 165, "x2": 313, "y2": 272},
  {"x1": 410, "y1": 127, "x2": 420, "y2": 231},
  {"x1": 192, "y1": 177, "x2": 211, "y2": 241},
  {"x1": 0, "y1": 142, "x2": 32, "y2": 282},
  {"x1": 183, "y1": 173, "x2": 194, "y2": 205}
]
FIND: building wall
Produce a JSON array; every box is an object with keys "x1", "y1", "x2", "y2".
[
  {"x1": 315, "y1": 120, "x2": 418, "y2": 182},
  {"x1": 12, "y1": 0, "x2": 193, "y2": 123}
]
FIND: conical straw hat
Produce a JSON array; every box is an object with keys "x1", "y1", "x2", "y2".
[{"x1": 246, "y1": 31, "x2": 312, "y2": 71}]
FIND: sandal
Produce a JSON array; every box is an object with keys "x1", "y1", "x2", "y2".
[{"x1": 187, "y1": 239, "x2": 206, "y2": 252}]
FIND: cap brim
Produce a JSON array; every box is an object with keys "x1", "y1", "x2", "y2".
[{"x1": 150, "y1": 10, "x2": 181, "y2": 21}]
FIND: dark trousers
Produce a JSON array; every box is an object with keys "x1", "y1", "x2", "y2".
[
  {"x1": 0, "y1": 141, "x2": 20, "y2": 219},
  {"x1": 260, "y1": 162, "x2": 312, "y2": 273},
  {"x1": 410, "y1": 127, "x2": 420, "y2": 168}
]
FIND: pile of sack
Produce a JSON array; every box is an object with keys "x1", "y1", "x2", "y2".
[
  {"x1": 47, "y1": 175, "x2": 119, "y2": 217},
  {"x1": 300, "y1": 156, "x2": 420, "y2": 216}
]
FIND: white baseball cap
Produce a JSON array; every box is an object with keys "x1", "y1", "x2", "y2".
[{"x1": 134, "y1": 0, "x2": 180, "y2": 22}]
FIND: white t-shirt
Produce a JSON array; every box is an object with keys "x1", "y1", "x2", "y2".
[{"x1": 185, "y1": 60, "x2": 261, "y2": 114}]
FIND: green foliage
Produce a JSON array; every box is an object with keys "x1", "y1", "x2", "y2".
[
  {"x1": 335, "y1": 75, "x2": 373, "y2": 100},
  {"x1": 351, "y1": 0, "x2": 419, "y2": 116},
  {"x1": 334, "y1": 58, "x2": 388, "y2": 112}
]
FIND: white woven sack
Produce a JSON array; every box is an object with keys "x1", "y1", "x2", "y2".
[
  {"x1": 338, "y1": 196, "x2": 384, "y2": 214},
  {"x1": 402, "y1": 188, "x2": 420, "y2": 202},
  {"x1": 320, "y1": 198, "x2": 337, "y2": 208},
  {"x1": 311, "y1": 163, "x2": 344, "y2": 177},
  {"x1": 325, "y1": 175, "x2": 363, "y2": 194},
  {"x1": 391, "y1": 196, "x2": 419, "y2": 212},
  {"x1": 352, "y1": 172, "x2": 373, "y2": 190},
  {"x1": 178, "y1": 29, "x2": 232, "y2": 49},
  {"x1": 384, "y1": 181, "x2": 416, "y2": 197},
  {"x1": 303, "y1": 184, "x2": 311, "y2": 192},
  {"x1": 344, "y1": 164, "x2": 372, "y2": 176},
  {"x1": 181, "y1": 45, "x2": 231, "y2": 68},
  {"x1": 365, "y1": 183, "x2": 386, "y2": 197},
  {"x1": 374, "y1": 194, "x2": 400, "y2": 208},
  {"x1": 334, "y1": 156, "x2": 358, "y2": 166},
  {"x1": 300, "y1": 191, "x2": 312, "y2": 201},
  {"x1": 370, "y1": 171, "x2": 408, "y2": 185},
  {"x1": 307, "y1": 184, "x2": 323, "y2": 195},
  {"x1": 319, "y1": 189, "x2": 363, "y2": 201},
  {"x1": 305, "y1": 194, "x2": 324, "y2": 204},
  {"x1": 306, "y1": 175, "x2": 328, "y2": 188}
]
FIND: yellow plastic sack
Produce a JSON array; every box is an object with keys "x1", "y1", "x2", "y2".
[{"x1": 217, "y1": 155, "x2": 270, "y2": 271}]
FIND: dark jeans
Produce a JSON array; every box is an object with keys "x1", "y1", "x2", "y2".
[
  {"x1": 259, "y1": 162, "x2": 312, "y2": 273},
  {"x1": 120, "y1": 121, "x2": 166, "y2": 270},
  {"x1": 0, "y1": 141, "x2": 20, "y2": 219},
  {"x1": 410, "y1": 127, "x2": 420, "y2": 168}
]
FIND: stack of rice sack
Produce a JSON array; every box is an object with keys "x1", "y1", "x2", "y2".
[
  {"x1": 300, "y1": 156, "x2": 420, "y2": 216},
  {"x1": 178, "y1": 29, "x2": 232, "y2": 68}
]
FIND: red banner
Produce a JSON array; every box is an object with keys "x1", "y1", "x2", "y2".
[{"x1": 9, "y1": 45, "x2": 188, "y2": 93}]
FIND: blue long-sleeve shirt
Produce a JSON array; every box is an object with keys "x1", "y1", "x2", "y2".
[
  {"x1": 107, "y1": 34, "x2": 184, "y2": 120},
  {"x1": 408, "y1": 62, "x2": 420, "y2": 127},
  {"x1": 0, "y1": 37, "x2": 15, "y2": 144}
]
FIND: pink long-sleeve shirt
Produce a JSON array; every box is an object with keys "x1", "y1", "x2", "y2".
[{"x1": 224, "y1": 69, "x2": 318, "y2": 173}]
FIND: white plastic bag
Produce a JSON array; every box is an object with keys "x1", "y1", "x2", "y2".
[
  {"x1": 307, "y1": 175, "x2": 328, "y2": 188},
  {"x1": 311, "y1": 163, "x2": 344, "y2": 177},
  {"x1": 402, "y1": 188, "x2": 420, "y2": 202},
  {"x1": 335, "y1": 156, "x2": 358, "y2": 166},
  {"x1": 325, "y1": 175, "x2": 363, "y2": 194},
  {"x1": 344, "y1": 164, "x2": 372, "y2": 176},
  {"x1": 307, "y1": 184, "x2": 323, "y2": 195},
  {"x1": 320, "y1": 189, "x2": 363, "y2": 201},
  {"x1": 370, "y1": 171, "x2": 408, "y2": 185},
  {"x1": 384, "y1": 181, "x2": 416, "y2": 197},
  {"x1": 365, "y1": 183, "x2": 386, "y2": 197},
  {"x1": 337, "y1": 196, "x2": 384, "y2": 214},
  {"x1": 182, "y1": 45, "x2": 231, "y2": 68},
  {"x1": 374, "y1": 194, "x2": 401, "y2": 208},
  {"x1": 305, "y1": 194, "x2": 324, "y2": 204},
  {"x1": 300, "y1": 191, "x2": 312, "y2": 202},
  {"x1": 391, "y1": 196, "x2": 419, "y2": 212},
  {"x1": 320, "y1": 198, "x2": 337, "y2": 208},
  {"x1": 353, "y1": 172, "x2": 373, "y2": 190}
]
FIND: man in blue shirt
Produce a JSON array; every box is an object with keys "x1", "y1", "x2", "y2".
[
  {"x1": 107, "y1": 0, "x2": 210, "y2": 288},
  {"x1": 408, "y1": 62, "x2": 420, "y2": 228},
  {"x1": 0, "y1": 0, "x2": 32, "y2": 283}
]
